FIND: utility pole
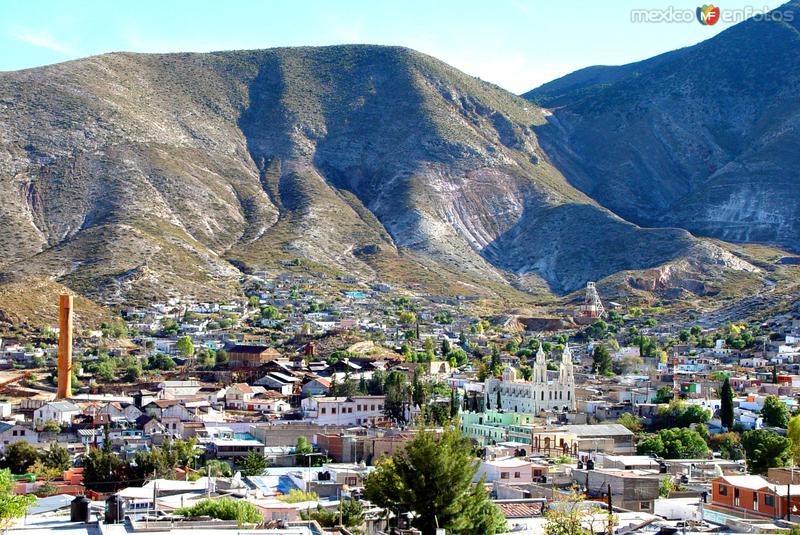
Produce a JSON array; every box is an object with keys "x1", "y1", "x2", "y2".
[
  {"x1": 788, "y1": 463, "x2": 794, "y2": 521},
  {"x1": 607, "y1": 483, "x2": 613, "y2": 535},
  {"x1": 207, "y1": 464, "x2": 211, "y2": 498},
  {"x1": 153, "y1": 475, "x2": 158, "y2": 517}
]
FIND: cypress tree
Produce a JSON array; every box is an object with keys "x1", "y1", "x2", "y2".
[{"x1": 720, "y1": 377, "x2": 734, "y2": 430}]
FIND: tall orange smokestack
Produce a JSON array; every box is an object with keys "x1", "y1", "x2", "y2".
[{"x1": 57, "y1": 294, "x2": 73, "y2": 399}]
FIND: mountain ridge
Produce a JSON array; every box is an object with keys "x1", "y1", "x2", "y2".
[
  {"x1": 524, "y1": 1, "x2": 800, "y2": 253},
  {"x1": 0, "y1": 44, "x2": 765, "y2": 320}
]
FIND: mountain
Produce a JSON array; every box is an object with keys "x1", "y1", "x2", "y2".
[
  {"x1": 525, "y1": 1, "x2": 800, "y2": 252},
  {"x1": 0, "y1": 45, "x2": 759, "y2": 318}
]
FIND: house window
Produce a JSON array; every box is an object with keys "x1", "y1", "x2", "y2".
[
  {"x1": 378, "y1": 405, "x2": 383, "y2": 410},
  {"x1": 718, "y1": 485, "x2": 727, "y2": 496},
  {"x1": 753, "y1": 492, "x2": 758, "y2": 511},
  {"x1": 357, "y1": 405, "x2": 361, "y2": 411},
  {"x1": 332, "y1": 408, "x2": 337, "y2": 414},
  {"x1": 765, "y1": 494, "x2": 775, "y2": 507},
  {"x1": 321, "y1": 408, "x2": 327, "y2": 414},
  {"x1": 514, "y1": 472, "x2": 521, "y2": 478},
  {"x1": 734, "y1": 488, "x2": 740, "y2": 507},
  {"x1": 371, "y1": 405, "x2": 376, "y2": 411},
  {"x1": 500, "y1": 472, "x2": 509, "y2": 479},
  {"x1": 640, "y1": 502, "x2": 649, "y2": 510}
]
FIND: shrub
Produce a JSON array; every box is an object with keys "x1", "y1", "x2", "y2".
[
  {"x1": 277, "y1": 489, "x2": 319, "y2": 503},
  {"x1": 176, "y1": 497, "x2": 261, "y2": 525}
]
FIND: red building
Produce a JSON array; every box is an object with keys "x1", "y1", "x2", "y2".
[{"x1": 706, "y1": 475, "x2": 800, "y2": 523}]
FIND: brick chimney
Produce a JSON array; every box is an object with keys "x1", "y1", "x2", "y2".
[{"x1": 57, "y1": 294, "x2": 73, "y2": 399}]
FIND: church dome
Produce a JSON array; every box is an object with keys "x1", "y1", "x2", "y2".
[{"x1": 502, "y1": 367, "x2": 517, "y2": 382}]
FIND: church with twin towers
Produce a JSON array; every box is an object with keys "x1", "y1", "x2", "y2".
[{"x1": 484, "y1": 344, "x2": 576, "y2": 414}]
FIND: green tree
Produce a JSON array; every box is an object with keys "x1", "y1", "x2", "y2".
[
  {"x1": 176, "y1": 497, "x2": 261, "y2": 525},
  {"x1": 367, "y1": 370, "x2": 386, "y2": 395},
  {"x1": 261, "y1": 305, "x2": 279, "y2": 320},
  {"x1": 636, "y1": 434, "x2": 665, "y2": 458},
  {"x1": 95, "y1": 360, "x2": 116, "y2": 382},
  {"x1": 659, "y1": 477, "x2": 675, "y2": 498},
  {"x1": 358, "y1": 375, "x2": 368, "y2": 394},
  {"x1": 441, "y1": 338, "x2": 452, "y2": 356},
  {"x1": 384, "y1": 370, "x2": 408, "y2": 423},
  {"x1": 125, "y1": 364, "x2": 142, "y2": 382},
  {"x1": 41, "y1": 420, "x2": 61, "y2": 433},
  {"x1": 364, "y1": 428, "x2": 506, "y2": 535},
  {"x1": 617, "y1": 413, "x2": 643, "y2": 434},
  {"x1": 761, "y1": 395, "x2": 789, "y2": 428},
  {"x1": 0, "y1": 469, "x2": 35, "y2": 529},
  {"x1": 338, "y1": 498, "x2": 365, "y2": 528},
  {"x1": 450, "y1": 389, "x2": 459, "y2": 419},
  {"x1": 399, "y1": 311, "x2": 417, "y2": 325},
  {"x1": 81, "y1": 433, "x2": 128, "y2": 492},
  {"x1": 653, "y1": 386, "x2": 673, "y2": 404},
  {"x1": 720, "y1": 377, "x2": 734, "y2": 430},
  {"x1": 652, "y1": 401, "x2": 710, "y2": 430},
  {"x1": 586, "y1": 320, "x2": 608, "y2": 340},
  {"x1": 591, "y1": 345, "x2": 612, "y2": 375},
  {"x1": 2, "y1": 442, "x2": 39, "y2": 475},
  {"x1": 741, "y1": 429, "x2": 791, "y2": 474},
  {"x1": 329, "y1": 373, "x2": 358, "y2": 398},
  {"x1": 294, "y1": 436, "x2": 313, "y2": 465},
  {"x1": 490, "y1": 344, "x2": 501, "y2": 375},
  {"x1": 204, "y1": 460, "x2": 232, "y2": 478},
  {"x1": 709, "y1": 432, "x2": 744, "y2": 461},
  {"x1": 132, "y1": 446, "x2": 174, "y2": 480},
  {"x1": 423, "y1": 337, "x2": 435, "y2": 360},
  {"x1": 301, "y1": 505, "x2": 337, "y2": 527},
  {"x1": 147, "y1": 354, "x2": 176, "y2": 371},
  {"x1": 238, "y1": 451, "x2": 269, "y2": 477},
  {"x1": 543, "y1": 486, "x2": 600, "y2": 535},
  {"x1": 788, "y1": 415, "x2": 800, "y2": 465},
  {"x1": 411, "y1": 367, "x2": 426, "y2": 408},
  {"x1": 636, "y1": 428, "x2": 708, "y2": 459},
  {"x1": 518, "y1": 365, "x2": 532, "y2": 381},
  {"x1": 176, "y1": 336, "x2": 195, "y2": 358},
  {"x1": 39, "y1": 443, "x2": 70, "y2": 471}
]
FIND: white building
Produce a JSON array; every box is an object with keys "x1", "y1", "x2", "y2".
[
  {"x1": 300, "y1": 395, "x2": 385, "y2": 426},
  {"x1": 485, "y1": 345, "x2": 576, "y2": 414},
  {"x1": 475, "y1": 457, "x2": 533, "y2": 483},
  {"x1": 33, "y1": 401, "x2": 80, "y2": 426}
]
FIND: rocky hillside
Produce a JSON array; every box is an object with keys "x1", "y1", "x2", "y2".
[
  {"x1": 0, "y1": 45, "x2": 760, "y2": 313},
  {"x1": 525, "y1": 1, "x2": 800, "y2": 252}
]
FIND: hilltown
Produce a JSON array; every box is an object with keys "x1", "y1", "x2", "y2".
[{"x1": 0, "y1": 272, "x2": 799, "y2": 535}]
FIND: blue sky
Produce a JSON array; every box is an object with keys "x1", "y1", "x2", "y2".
[{"x1": 1, "y1": 0, "x2": 786, "y2": 93}]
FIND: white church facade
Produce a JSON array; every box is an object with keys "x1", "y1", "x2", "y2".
[{"x1": 485, "y1": 345, "x2": 576, "y2": 414}]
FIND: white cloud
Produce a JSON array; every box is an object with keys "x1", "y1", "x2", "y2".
[{"x1": 10, "y1": 26, "x2": 76, "y2": 55}]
